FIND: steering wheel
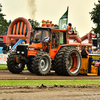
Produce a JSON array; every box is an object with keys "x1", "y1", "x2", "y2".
[{"x1": 34, "y1": 38, "x2": 40, "y2": 43}]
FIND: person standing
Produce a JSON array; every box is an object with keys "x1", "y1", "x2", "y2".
[
  {"x1": 89, "y1": 47, "x2": 92, "y2": 54},
  {"x1": 81, "y1": 46, "x2": 89, "y2": 58}
]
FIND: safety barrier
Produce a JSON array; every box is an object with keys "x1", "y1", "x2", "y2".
[
  {"x1": 92, "y1": 56, "x2": 100, "y2": 64},
  {"x1": 0, "y1": 54, "x2": 8, "y2": 64}
]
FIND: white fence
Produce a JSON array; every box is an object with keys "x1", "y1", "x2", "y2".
[{"x1": 0, "y1": 54, "x2": 8, "y2": 64}]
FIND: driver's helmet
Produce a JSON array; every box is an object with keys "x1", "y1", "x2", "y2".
[{"x1": 43, "y1": 36, "x2": 50, "y2": 42}]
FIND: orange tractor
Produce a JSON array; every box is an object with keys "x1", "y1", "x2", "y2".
[{"x1": 6, "y1": 17, "x2": 95, "y2": 76}]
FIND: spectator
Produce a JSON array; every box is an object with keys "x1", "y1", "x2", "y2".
[
  {"x1": 67, "y1": 23, "x2": 72, "y2": 30},
  {"x1": 81, "y1": 46, "x2": 89, "y2": 58},
  {"x1": 95, "y1": 49, "x2": 100, "y2": 54},
  {"x1": 77, "y1": 45, "x2": 81, "y2": 52},
  {"x1": 91, "y1": 49, "x2": 95, "y2": 54},
  {"x1": 67, "y1": 23, "x2": 74, "y2": 34},
  {"x1": 22, "y1": 41, "x2": 25, "y2": 44},
  {"x1": 89, "y1": 47, "x2": 92, "y2": 54},
  {"x1": 2, "y1": 45, "x2": 9, "y2": 54}
]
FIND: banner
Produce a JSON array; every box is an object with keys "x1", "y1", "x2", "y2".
[
  {"x1": 59, "y1": 6, "x2": 69, "y2": 30},
  {"x1": 0, "y1": 54, "x2": 8, "y2": 64},
  {"x1": 92, "y1": 56, "x2": 100, "y2": 64}
]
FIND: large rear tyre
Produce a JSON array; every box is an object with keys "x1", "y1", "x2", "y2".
[
  {"x1": 27, "y1": 57, "x2": 35, "y2": 73},
  {"x1": 63, "y1": 47, "x2": 82, "y2": 76},
  {"x1": 34, "y1": 52, "x2": 51, "y2": 75},
  {"x1": 7, "y1": 52, "x2": 25, "y2": 74},
  {"x1": 54, "y1": 47, "x2": 69, "y2": 75}
]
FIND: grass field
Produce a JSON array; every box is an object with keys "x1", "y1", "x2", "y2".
[
  {"x1": 0, "y1": 64, "x2": 7, "y2": 69},
  {"x1": 0, "y1": 80, "x2": 100, "y2": 86},
  {"x1": 0, "y1": 64, "x2": 27, "y2": 69},
  {"x1": 0, "y1": 65, "x2": 100, "y2": 86}
]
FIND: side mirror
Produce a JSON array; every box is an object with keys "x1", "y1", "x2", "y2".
[{"x1": 52, "y1": 33, "x2": 56, "y2": 38}]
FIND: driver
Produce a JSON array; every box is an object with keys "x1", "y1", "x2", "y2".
[{"x1": 34, "y1": 31, "x2": 42, "y2": 39}]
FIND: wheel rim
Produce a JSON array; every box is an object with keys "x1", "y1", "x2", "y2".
[
  {"x1": 68, "y1": 55, "x2": 73, "y2": 70},
  {"x1": 68, "y1": 51, "x2": 80, "y2": 74},
  {"x1": 15, "y1": 63, "x2": 23, "y2": 69},
  {"x1": 40, "y1": 56, "x2": 49, "y2": 72}
]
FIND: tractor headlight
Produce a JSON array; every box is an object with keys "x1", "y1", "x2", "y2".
[
  {"x1": 21, "y1": 51, "x2": 24, "y2": 54},
  {"x1": 17, "y1": 51, "x2": 20, "y2": 54}
]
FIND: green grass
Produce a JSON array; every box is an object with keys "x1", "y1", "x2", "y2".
[
  {"x1": 0, "y1": 64, "x2": 7, "y2": 69},
  {"x1": 0, "y1": 80, "x2": 100, "y2": 86},
  {"x1": 0, "y1": 64, "x2": 27, "y2": 69}
]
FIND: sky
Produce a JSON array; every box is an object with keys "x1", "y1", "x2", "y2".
[{"x1": 0, "y1": 0, "x2": 98, "y2": 36}]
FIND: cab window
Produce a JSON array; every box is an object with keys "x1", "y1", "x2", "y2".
[
  {"x1": 51, "y1": 31, "x2": 59, "y2": 48},
  {"x1": 30, "y1": 29, "x2": 50, "y2": 44},
  {"x1": 60, "y1": 32, "x2": 67, "y2": 44}
]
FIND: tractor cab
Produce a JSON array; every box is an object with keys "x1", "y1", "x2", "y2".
[
  {"x1": 49, "y1": 28, "x2": 69, "y2": 60},
  {"x1": 30, "y1": 27, "x2": 68, "y2": 45},
  {"x1": 30, "y1": 28, "x2": 51, "y2": 44},
  {"x1": 29, "y1": 27, "x2": 69, "y2": 60}
]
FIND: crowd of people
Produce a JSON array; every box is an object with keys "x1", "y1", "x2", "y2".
[{"x1": 77, "y1": 45, "x2": 100, "y2": 57}]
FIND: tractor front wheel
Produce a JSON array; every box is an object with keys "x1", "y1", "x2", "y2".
[
  {"x1": 34, "y1": 52, "x2": 51, "y2": 75},
  {"x1": 7, "y1": 52, "x2": 25, "y2": 74}
]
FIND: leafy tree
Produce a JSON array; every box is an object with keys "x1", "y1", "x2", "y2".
[
  {"x1": 90, "y1": 0, "x2": 100, "y2": 34},
  {"x1": 54, "y1": 24, "x2": 59, "y2": 28},
  {"x1": 0, "y1": 4, "x2": 11, "y2": 35},
  {"x1": 28, "y1": 19, "x2": 40, "y2": 28}
]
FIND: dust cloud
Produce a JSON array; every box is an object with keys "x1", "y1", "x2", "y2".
[{"x1": 26, "y1": 0, "x2": 37, "y2": 20}]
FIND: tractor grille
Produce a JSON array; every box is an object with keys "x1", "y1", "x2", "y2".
[{"x1": 16, "y1": 45, "x2": 28, "y2": 56}]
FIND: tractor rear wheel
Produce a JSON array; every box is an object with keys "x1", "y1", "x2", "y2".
[
  {"x1": 34, "y1": 52, "x2": 51, "y2": 75},
  {"x1": 63, "y1": 47, "x2": 82, "y2": 76},
  {"x1": 27, "y1": 57, "x2": 35, "y2": 73},
  {"x1": 54, "y1": 47, "x2": 69, "y2": 75},
  {"x1": 7, "y1": 52, "x2": 25, "y2": 74}
]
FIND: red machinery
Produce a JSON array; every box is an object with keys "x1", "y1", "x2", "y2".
[{"x1": 6, "y1": 17, "x2": 96, "y2": 76}]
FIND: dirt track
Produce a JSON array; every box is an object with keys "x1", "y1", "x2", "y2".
[
  {"x1": 1, "y1": 70, "x2": 100, "y2": 100},
  {"x1": 0, "y1": 69, "x2": 100, "y2": 80},
  {"x1": 1, "y1": 85, "x2": 100, "y2": 100}
]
